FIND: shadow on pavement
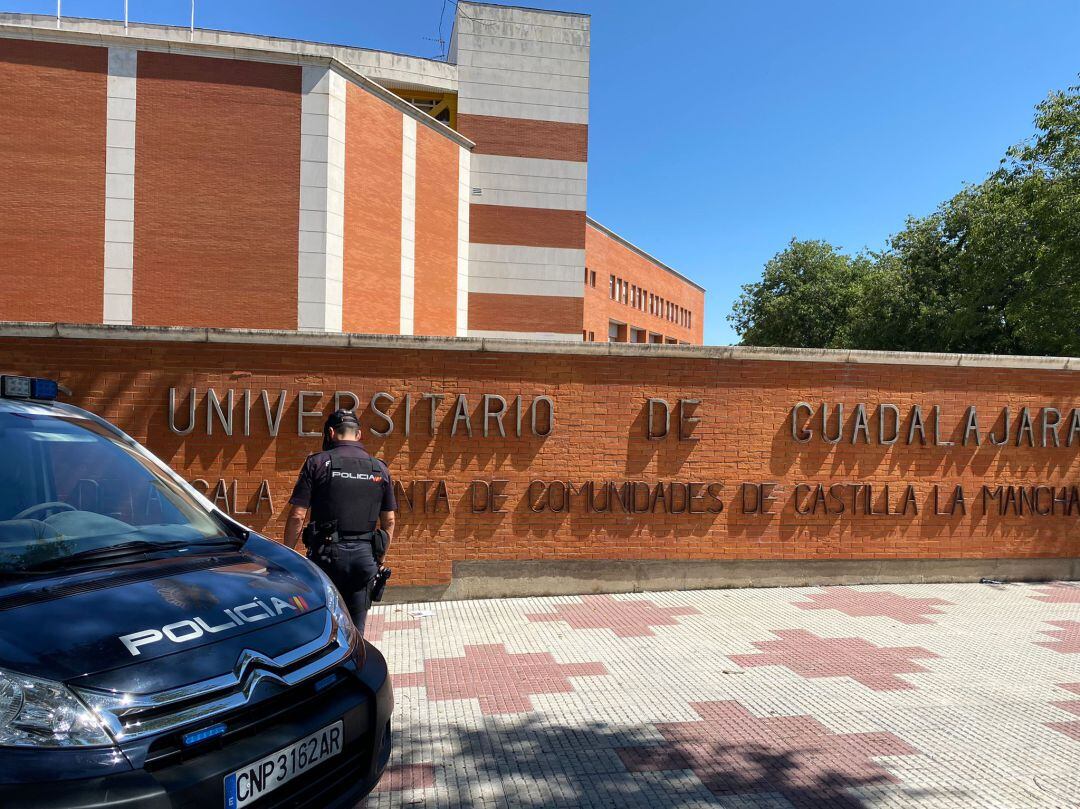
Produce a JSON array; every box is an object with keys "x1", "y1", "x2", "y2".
[{"x1": 363, "y1": 715, "x2": 949, "y2": 808}]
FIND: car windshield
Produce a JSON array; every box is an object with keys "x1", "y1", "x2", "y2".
[{"x1": 0, "y1": 403, "x2": 227, "y2": 574}]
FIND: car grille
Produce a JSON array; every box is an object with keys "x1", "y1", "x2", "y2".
[
  {"x1": 73, "y1": 609, "x2": 354, "y2": 743},
  {"x1": 142, "y1": 671, "x2": 354, "y2": 769}
]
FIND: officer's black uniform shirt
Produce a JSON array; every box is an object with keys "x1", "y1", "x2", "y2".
[{"x1": 289, "y1": 440, "x2": 397, "y2": 516}]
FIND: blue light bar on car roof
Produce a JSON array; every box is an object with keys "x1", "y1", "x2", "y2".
[{"x1": 0, "y1": 375, "x2": 59, "y2": 401}]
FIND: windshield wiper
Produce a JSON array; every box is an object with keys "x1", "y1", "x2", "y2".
[{"x1": 23, "y1": 536, "x2": 245, "y2": 572}]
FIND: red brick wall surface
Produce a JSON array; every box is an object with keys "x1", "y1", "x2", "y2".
[
  {"x1": 471, "y1": 205, "x2": 586, "y2": 249},
  {"x1": 468, "y1": 293, "x2": 584, "y2": 334},
  {"x1": 133, "y1": 53, "x2": 301, "y2": 330},
  {"x1": 457, "y1": 113, "x2": 588, "y2": 161},
  {"x1": 3, "y1": 335, "x2": 1078, "y2": 590},
  {"x1": 585, "y1": 223, "x2": 705, "y2": 344},
  {"x1": 0, "y1": 40, "x2": 107, "y2": 324},
  {"x1": 344, "y1": 84, "x2": 402, "y2": 334},
  {"x1": 413, "y1": 126, "x2": 459, "y2": 336}
]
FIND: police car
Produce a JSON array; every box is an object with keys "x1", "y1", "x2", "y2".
[{"x1": 0, "y1": 376, "x2": 392, "y2": 807}]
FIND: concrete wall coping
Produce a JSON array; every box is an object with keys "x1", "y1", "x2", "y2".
[
  {"x1": 0, "y1": 21, "x2": 475, "y2": 150},
  {"x1": 0, "y1": 12, "x2": 456, "y2": 69},
  {"x1": 458, "y1": 1, "x2": 592, "y2": 21},
  {"x1": 586, "y1": 217, "x2": 706, "y2": 293},
  {"x1": 3, "y1": 322, "x2": 1077, "y2": 372}
]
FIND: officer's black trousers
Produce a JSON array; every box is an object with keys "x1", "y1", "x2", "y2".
[{"x1": 321, "y1": 540, "x2": 379, "y2": 636}]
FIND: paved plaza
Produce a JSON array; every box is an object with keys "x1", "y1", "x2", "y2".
[{"x1": 361, "y1": 581, "x2": 1080, "y2": 808}]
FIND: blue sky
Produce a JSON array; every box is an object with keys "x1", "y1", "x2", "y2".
[{"x1": 12, "y1": 0, "x2": 1080, "y2": 343}]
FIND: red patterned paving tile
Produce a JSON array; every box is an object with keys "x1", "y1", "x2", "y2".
[
  {"x1": 525, "y1": 594, "x2": 700, "y2": 637},
  {"x1": 393, "y1": 643, "x2": 608, "y2": 715},
  {"x1": 729, "y1": 629, "x2": 938, "y2": 691},
  {"x1": 364, "y1": 613, "x2": 421, "y2": 643},
  {"x1": 370, "y1": 763, "x2": 437, "y2": 793},
  {"x1": 617, "y1": 700, "x2": 918, "y2": 801},
  {"x1": 1048, "y1": 683, "x2": 1080, "y2": 742},
  {"x1": 794, "y1": 587, "x2": 952, "y2": 624},
  {"x1": 1031, "y1": 583, "x2": 1080, "y2": 604},
  {"x1": 1037, "y1": 621, "x2": 1080, "y2": 654}
]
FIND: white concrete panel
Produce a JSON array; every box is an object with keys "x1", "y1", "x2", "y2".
[
  {"x1": 105, "y1": 196, "x2": 134, "y2": 223},
  {"x1": 103, "y1": 47, "x2": 137, "y2": 326},
  {"x1": 470, "y1": 155, "x2": 587, "y2": 210},
  {"x1": 468, "y1": 244, "x2": 585, "y2": 267},
  {"x1": 103, "y1": 293, "x2": 132, "y2": 326},
  {"x1": 470, "y1": 188, "x2": 585, "y2": 211},
  {"x1": 455, "y1": 35, "x2": 588, "y2": 65},
  {"x1": 468, "y1": 276, "x2": 583, "y2": 298},
  {"x1": 105, "y1": 173, "x2": 134, "y2": 199},
  {"x1": 456, "y1": 2, "x2": 589, "y2": 30},
  {"x1": 104, "y1": 219, "x2": 133, "y2": 244},
  {"x1": 103, "y1": 241, "x2": 133, "y2": 270},
  {"x1": 458, "y1": 81, "x2": 588, "y2": 111},
  {"x1": 107, "y1": 96, "x2": 136, "y2": 123},
  {"x1": 468, "y1": 262, "x2": 584, "y2": 283},
  {"x1": 467, "y1": 329, "x2": 581, "y2": 341},
  {"x1": 460, "y1": 65, "x2": 589, "y2": 94},
  {"x1": 103, "y1": 266, "x2": 132, "y2": 290},
  {"x1": 471, "y1": 154, "x2": 588, "y2": 180},
  {"x1": 105, "y1": 146, "x2": 135, "y2": 174},
  {"x1": 400, "y1": 115, "x2": 417, "y2": 336},
  {"x1": 455, "y1": 49, "x2": 589, "y2": 78},
  {"x1": 297, "y1": 65, "x2": 346, "y2": 333},
  {"x1": 457, "y1": 146, "x2": 471, "y2": 337},
  {"x1": 457, "y1": 97, "x2": 589, "y2": 125}
]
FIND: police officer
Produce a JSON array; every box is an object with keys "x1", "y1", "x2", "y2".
[{"x1": 283, "y1": 409, "x2": 396, "y2": 635}]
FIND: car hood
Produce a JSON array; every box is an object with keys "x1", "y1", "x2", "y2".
[{"x1": 0, "y1": 535, "x2": 328, "y2": 689}]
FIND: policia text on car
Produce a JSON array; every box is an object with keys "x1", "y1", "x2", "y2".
[{"x1": 284, "y1": 409, "x2": 397, "y2": 634}]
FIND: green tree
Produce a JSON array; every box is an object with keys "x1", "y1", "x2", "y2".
[
  {"x1": 728, "y1": 239, "x2": 875, "y2": 348},
  {"x1": 731, "y1": 83, "x2": 1080, "y2": 356}
]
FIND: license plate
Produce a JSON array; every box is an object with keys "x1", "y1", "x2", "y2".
[{"x1": 223, "y1": 720, "x2": 343, "y2": 808}]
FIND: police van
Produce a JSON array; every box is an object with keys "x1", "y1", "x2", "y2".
[{"x1": 0, "y1": 376, "x2": 392, "y2": 807}]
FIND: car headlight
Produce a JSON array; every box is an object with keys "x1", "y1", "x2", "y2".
[
  {"x1": 315, "y1": 568, "x2": 361, "y2": 645},
  {"x1": 0, "y1": 668, "x2": 112, "y2": 747}
]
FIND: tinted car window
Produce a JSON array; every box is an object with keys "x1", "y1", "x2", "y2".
[{"x1": 0, "y1": 405, "x2": 223, "y2": 572}]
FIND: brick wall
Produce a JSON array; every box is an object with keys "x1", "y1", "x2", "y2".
[
  {"x1": 456, "y1": 114, "x2": 589, "y2": 162},
  {"x1": 0, "y1": 40, "x2": 107, "y2": 324},
  {"x1": 413, "y1": 125, "x2": 459, "y2": 336},
  {"x1": 3, "y1": 333, "x2": 1077, "y2": 594},
  {"x1": 134, "y1": 53, "x2": 301, "y2": 330},
  {"x1": 343, "y1": 83, "x2": 402, "y2": 334},
  {"x1": 585, "y1": 223, "x2": 704, "y2": 344}
]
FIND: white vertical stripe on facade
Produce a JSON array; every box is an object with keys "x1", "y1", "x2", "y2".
[
  {"x1": 456, "y1": 146, "x2": 471, "y2": 336},
  {"x1": 297, "y1": 66, "x2": 346, "y2": 333},
  {"x1": 103, "y1": 47, "x2": 137, "y2": 325},
  {"x1": 399, "y1": 115, "x2": 417, "y2": 336}
]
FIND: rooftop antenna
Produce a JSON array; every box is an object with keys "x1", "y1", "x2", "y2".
[
  {"x1": 189, "y1": 0, "x2": 194, "y2": 40},
  {"x1": 124, "y1": 0, "x2": 128, "y2": 30},
  {"x1": 56, "y1": 0, "x2": 60, "y2": 28}
]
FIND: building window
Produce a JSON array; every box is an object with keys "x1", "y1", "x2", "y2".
[
  {"x1": 590, "y1": 271, "x2": 596, "y2": 287},
  {"x1": 609, "y1": 275, "x2": 616, "y2": 299}
]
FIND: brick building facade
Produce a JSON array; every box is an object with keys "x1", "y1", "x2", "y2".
[
  {"x1": 0, "y1": 2, "x2": 704, "y2": 343},
  {"x1": 3, "y1": 324, "x2": 1076, "y2": 600}
]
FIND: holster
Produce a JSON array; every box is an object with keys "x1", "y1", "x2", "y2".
[{"x1": 370, "y1": 567, "x2": 392, "y2": 602}]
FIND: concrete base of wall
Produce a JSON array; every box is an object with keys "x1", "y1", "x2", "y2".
[{"x1": 383, "y1": 557, "x2": 1080, "y2": 603}]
